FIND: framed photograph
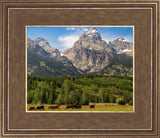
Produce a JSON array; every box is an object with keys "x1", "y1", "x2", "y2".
[
  {"x1": 0, "y1": 0, "x2": 159, "y2": 137},
  {"x1": 26, "y1": 26, "x2": 134, "y2": 112}
]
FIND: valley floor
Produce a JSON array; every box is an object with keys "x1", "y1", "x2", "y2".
[{"x1": 27, "y1": 103, "x2": 133, "y2": 111}]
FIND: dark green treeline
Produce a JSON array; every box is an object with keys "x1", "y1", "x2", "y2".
[{"x1": 27, "y1": 75, "x2": 133, "y2": 105}]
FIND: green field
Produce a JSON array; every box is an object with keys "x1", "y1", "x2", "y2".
[{"x1": 27, "y1": 104, "x2": 133, "y2": 111}]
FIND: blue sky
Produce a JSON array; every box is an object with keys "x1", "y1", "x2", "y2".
[{"x1": 27, "y1": 26, "x2": 133, "y2": 50}]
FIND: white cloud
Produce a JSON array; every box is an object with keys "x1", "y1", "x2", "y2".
[
  {"x1": 58, "y1": 34, "x2": 80, "y2": 50},
  {"x1": 66, "y1": 27, "x2": 76, "y2": 31},
  {"x1": 66, "y1": 27, "x2": 89, "y2": 32}
]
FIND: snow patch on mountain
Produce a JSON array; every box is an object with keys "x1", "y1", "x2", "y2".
[
  {"x1": 85, "y1": 28, "x2": 98, "y2": 35},
  {"x1": 122, "y1": 49, "x2": 132, "y2": 52},
  {"x1": 91, "y1": 29, "x2": 97, "y2": 33},
  {"x1": 60, "y1": 51, "x2": 64, "y2": 56},
  {"x1": 88, "y1": 35, "x2": 92, "y2": 37},
  {"x1": 60, "y1": 53, "x2": 64, "y2": 56}
]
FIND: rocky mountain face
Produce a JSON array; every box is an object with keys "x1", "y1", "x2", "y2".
[
  {"x1": 27, "y1": 38, "x2": 79, "y2": 68},
  {"x1": 27, "y1": 28, "x2": 133, "y2": 77},
  {"x1": 27, "y1": 37, "x2": 60, "y2": 58},
  {"x1": 63, "y1": 28, "x2": 133, "y2": 73},
  {"x1": 73, "y1": 28, "x2": 112, "y2": 52},
  {"x1": 27, "y1": 38, "x2": 83, "y2": 77},
  {"x1": 108, "y1": 37, "x2": 133, "y2": 56},
  {"x1": 64, "y1": 46, "x2": 111, "y2": 73},
  {"x1": 63, "y1": 28, "x2": 112, "y2": 57}
]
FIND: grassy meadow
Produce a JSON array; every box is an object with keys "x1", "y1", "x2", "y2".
[{"x1": 27, "y1": 103, "x2": 133, "y2": 111}]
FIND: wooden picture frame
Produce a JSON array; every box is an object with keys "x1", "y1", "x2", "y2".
[{"x1": 0, "y1": 0, "x2": 159, "y2": 137}]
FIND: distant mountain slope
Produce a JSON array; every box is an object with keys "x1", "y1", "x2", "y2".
[
  {"x1": 100, "y1": 53, "x2": 133, "y2": 76},
  {"x1": 27, "y1": 49, "x2": 82, "y2": 77}
]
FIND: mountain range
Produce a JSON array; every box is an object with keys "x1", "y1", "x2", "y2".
[{"x1": 27, "y1": 28, "x2": 133, "y2": 77}]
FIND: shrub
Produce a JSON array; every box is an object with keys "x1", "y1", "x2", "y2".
[{"x1": 116, "y1": 98, "x2": 126, "y2": 105}]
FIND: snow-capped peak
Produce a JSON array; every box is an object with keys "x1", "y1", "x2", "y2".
[
  {"x1": 80, "y1": 28, "x2": 102, "y2": 41},
  {"x1": 122, "y1": 49, "x2": 132, "y2": 52},
  {"x1": 85, "y1": 28, "x2": 98, "y2": 35}
]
